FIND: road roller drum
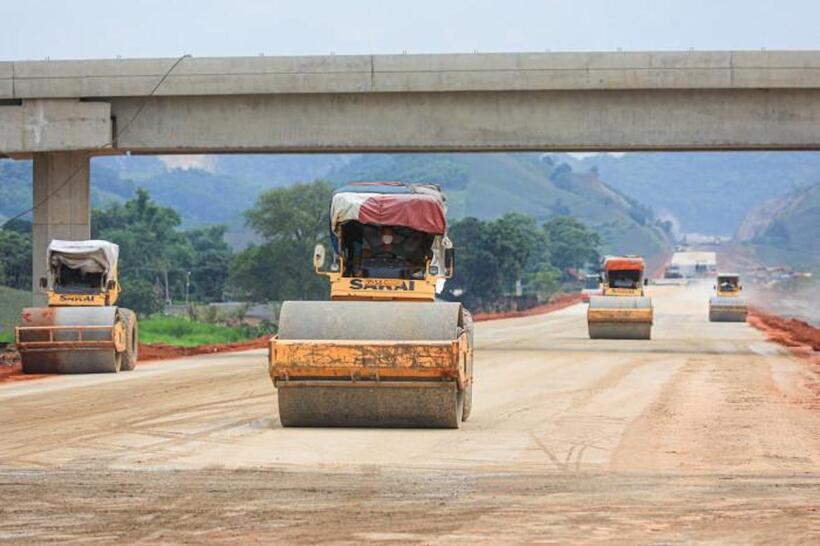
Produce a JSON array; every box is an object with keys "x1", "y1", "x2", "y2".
[
  {"x1": 16, "y1": 307, "x2": 133, "y2": 373},
  {"x1": 587, "y1": 295, "x2": 654, "y2": 340},
  {"x1": 709, "y1": 296, "x2": 748, "y2": 322},
  {"x1": 272, "y1": 301, "x2": 471, "y2": 428}
]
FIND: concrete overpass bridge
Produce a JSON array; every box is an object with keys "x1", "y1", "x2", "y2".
[{"x1": 2, "y1": 49, "x2": 820, "y2": 299}]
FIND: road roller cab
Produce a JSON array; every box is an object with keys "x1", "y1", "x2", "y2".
[
  {"x1": 587, "y1": 256, "x2": 654, "y2": 339},
  {"x1": 269, "y1": 182, "x2": 474, "y2": 428},
  {"x1": 581, "y1": 273, "x2": 603, "y2": 303},
  {"x1": 15, "y1": 240, "x2": 138, "y2": 374},
  {"x1": 709, "y1": 273, "x2": 747, "y2": 322},
  {"x1": 715, "y1": 274, "x2": 741, "y2": 297},
  {"x1": 43, "y1": 240, "x2": 121, "y2": 307}
]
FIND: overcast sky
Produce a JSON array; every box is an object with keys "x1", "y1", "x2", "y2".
[{"x1": 1, "y1": 0, "x2": 819, "y2": 61}]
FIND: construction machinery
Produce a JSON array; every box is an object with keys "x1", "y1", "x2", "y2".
[
  {"x1": 16, "y1": 240, "x2": 138, "y2": 374},
  {"x1": 581, "y1": 273, "x2": 603, "y2": 303},
  {"x1": 269, "y1": 181, "x2": 473, "y2": 428},
  {"x1": 664, "y1": 264, "x2": 683, "y2": 279},
  {"x1": 587, "y1": 256, "x2": 653, "y2": 339},
  {"x1": 709, "y1": 273, "x2": 747, "y2": 322}
]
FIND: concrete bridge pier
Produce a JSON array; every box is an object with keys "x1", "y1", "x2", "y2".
[{"x1": 31, "y1": 151, "x2": 91, "y2": 305}]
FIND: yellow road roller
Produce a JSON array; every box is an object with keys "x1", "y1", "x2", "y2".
[
  {"x1": 269, "y1": 182, "x2": 474, "y2": 428},
  {"x1": 709, "y1": 273, "x2": 747, "y2": 322},
  {"x1": 587, "y1": 256, "x2": 653, "y2": 339},
  {"x1": 15, "y1": 240, "x2": 138, "y2": 373}
]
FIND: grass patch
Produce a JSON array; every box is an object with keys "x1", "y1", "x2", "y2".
[
  {"x1": 139, "y1": 315, "x2": 261, "y2": 347},
  {"x1": 0, "y1": 286, "x2": 31, "y2": 343}
]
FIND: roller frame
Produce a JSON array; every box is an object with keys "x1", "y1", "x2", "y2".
[
  {"x1": 16, "y1": 306, "x2": 134, "y2": 374},
  {"x1": 587, "y1": 295, "x2": 653, "y2": 340},
  {"x1": 708, "y1": 296, "x2": 747, "y2": 322},
  {"x1": 709, "y1": 306, "x2": 747, "y2": 322},
  {"x1": 587, "y1": 321, "x2": 653, "y2": 340},
  {"x1": 271, "y1": 300, "x2": 472, "y2": 428}
]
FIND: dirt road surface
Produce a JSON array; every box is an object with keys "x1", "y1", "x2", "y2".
[{"x1": 1, "y1": 281, "x2": 818, "y2": 544}]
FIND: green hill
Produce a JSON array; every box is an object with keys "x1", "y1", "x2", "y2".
[
  {"x1": 565, "y1": 152, "x2": 820, "y2": 236},
  {"x1": 733, "y1": 182, "x2": 820, "y2": 271},
  {"x1": 0, "y1": 160, "x2": 33, "y2": 225},
  {"x1": 1, "y1": 156, "x2": 346, "y2": 247},
  {"x1": 1, "y1": 154, "x2": 672, "y2": 257},
  {"x1": 6, "y1": 152, "x2": 820, "y2": 242},
  {"x1": 327, "y1": 153, "x2": 672, "y2": 258}
]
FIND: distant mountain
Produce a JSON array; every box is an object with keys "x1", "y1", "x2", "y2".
[
  {"x1": 5, "y1": 150, "x2": 817, "y2": 266},
  {"x1": 0, "y1": 153, "x2": 668, "y2": 255},
  {"x1": 6, "y1": 152, "x2": 820, "y2": 239},
  {"x1": 213, "y1": 155, "x2": 353, "y2": 184},
  {"x1": 2, "y1": 153, "x2": 671, "y2": 257},
  {"x1": 0, "y1": 155, "x2": 348, "y2": 247},
  {"x1": 326, "y1": 153, "x2": 672, "y2": 258},
  {"x1": 563, "y1": 152, "x2": 820, "y2": 236},
  {"x1": 0, "y1": 160, "x2": 33, "y2": 224},
  {"x1": 733, "y1": 182, "x2": 820, "y2": 271}
]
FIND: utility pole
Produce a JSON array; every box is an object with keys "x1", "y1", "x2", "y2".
[{"x1": 163, "y1": 268, "x2": 171, "y2": 305}]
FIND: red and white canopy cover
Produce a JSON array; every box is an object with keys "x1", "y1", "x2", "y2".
[{"x1": 330, "y1": 182, "x2": 447, "y2": 235}]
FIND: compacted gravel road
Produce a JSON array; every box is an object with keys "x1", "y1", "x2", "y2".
[{"x1": 0, "y1": 281, "x2": 817, "y2": 544}]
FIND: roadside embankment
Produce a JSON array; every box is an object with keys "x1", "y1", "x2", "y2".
[
  {"x1": 748, "y1": 306, "x2": 819, "y2": 364},
  {"x1": 474, "y1": 293, "x2": 582, "y2": 322},
  {"x1": 138, "y1": 337, "x2": 269, "y2": 361},
  {"x1": 0, "y1": 336, "x2": 270, "y2": 385}
]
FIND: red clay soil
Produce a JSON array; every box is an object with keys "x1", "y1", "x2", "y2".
[
  {"x1": 0, "y1": 364, "x2": 44, "y2": 384},
  {"x1": 1, "y1": 294, "x2": 585, "y2": 384},
  {"x1": 0, "y1": 350, "x2": 49, "y2": 384},
  {"x1": 748, "y1": 307, "x2": 820, "y2": 364},
  {"x1": 138, "y1": 337, "x2": 269, "y2": 362},
  {"x1": 0, "y1": 337, "x2": 271, "y2": 385},
  {"x1": 473, "y1": 293, "x2": 583, "y2": 322}
]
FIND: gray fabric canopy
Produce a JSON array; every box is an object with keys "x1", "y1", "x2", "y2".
[{"x1": 48, "y1": 240, "x2": 119, "y2": 278}]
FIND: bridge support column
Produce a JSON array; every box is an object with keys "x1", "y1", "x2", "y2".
[{"x1": 31, "y1": 151, "x2": 91, "y2": 305}]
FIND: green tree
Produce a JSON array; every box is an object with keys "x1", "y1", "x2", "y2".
[
  {"x1": 551, "y1": 162, "x2": 573, "y2": 190},
  {"x1": 0, "y1": 228, "x2": 32, "y2": 290},
  {"x1": 485, "y1": 212, "x2": 548, "y2": 293},
  {"x1": 446, "y1": 213, "x2": 602, "y2": 311},
  {"x1": 529, "y1": 264, "x2": 562, "y2": 301},
  {"x1": 92, "y1": 188, "x2": 199, "y2": 314},
  {"x1": 444, "y1": 217, "x2": 501, "y2": 309},
  {"x1": 117, "y1": 277, "x2": 164, "y2": 316},
  {"x1": 186, "y1": 225, "x2": 233, "y2": 302},
  {"x1": 446, "y1": 213, "x2": 553, "y2": 310},
  {"x1": 542, "y1": 217, "x2": 601, "y2": 275},
  {"x1": 229, "y1": 180, "x2": 333, "y2": 301}
]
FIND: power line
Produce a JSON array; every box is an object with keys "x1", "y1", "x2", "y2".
[{"x1": 0, "y1": 53, "x2": 191, "y2": 230}]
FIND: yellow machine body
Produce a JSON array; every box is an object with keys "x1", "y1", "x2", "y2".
[
  {"x1": 326, "y1": 264, "x2": 438, "y2": 302},
  {"x1": 45, "y1": 263, "x2": 120, "y2": 307},
  {"x1": 587, "y1": 256, "x2": 654, "y2": 339},
  {"x1": 15, "y1": 240, "x2": 138, "y2": 374},
  {"x1": 715, "y1": 274, "x2": 742, "y2": 298},
  {"x1": 269, "y1": 182, "x2": 473, "y2": 428},
  {"x1": 709, "y1": 273, "x2": 747, "y2": 322}
]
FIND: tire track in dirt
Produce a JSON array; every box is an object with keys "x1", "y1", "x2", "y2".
[{"x1": 612, "y1": 352, "x2": 820, "y2": 473}]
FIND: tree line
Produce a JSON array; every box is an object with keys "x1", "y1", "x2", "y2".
[
  {"x1": 1, "y1": 181, "x2": 601, "y2": 315},
  {"x1": 228, "y1": 180, "x2": 600, "y2": 312},
  {"x1": 0, "y1": 189, "x2": 232, "y2": 315}
]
